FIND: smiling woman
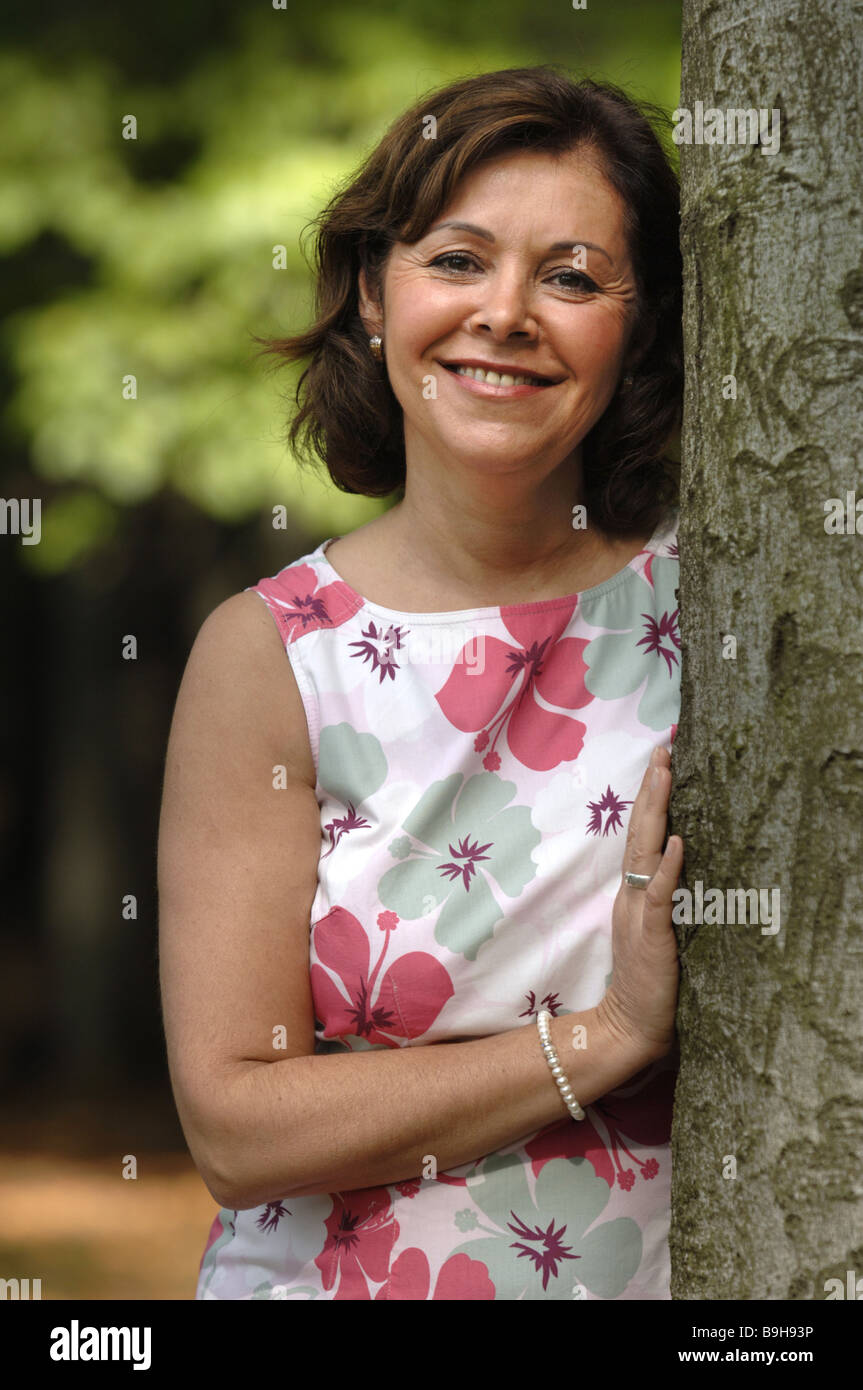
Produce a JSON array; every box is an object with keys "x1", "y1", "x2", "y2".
[
  {"x1": 158, "y1": 64, "x2": 686, "y2": 1302},
  {"x1": 255, "y1": 68, "x2": 681, "y2": 538},
  {"x1": 358, "y1": 142, "x2": 646, "y2": 543}
]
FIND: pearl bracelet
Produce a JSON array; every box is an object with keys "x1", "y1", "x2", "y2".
[{"x1": 536, "y1": 1009, "x2": 586, "y2": 1121}]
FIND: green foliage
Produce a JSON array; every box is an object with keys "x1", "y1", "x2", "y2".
[{"x1": 0, "y1": 2, "x2": 680, "y2": 569}]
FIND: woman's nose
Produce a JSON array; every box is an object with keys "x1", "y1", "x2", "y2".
[{"x1": 468, "y1": 270, "x2": 537, "y2": 339}]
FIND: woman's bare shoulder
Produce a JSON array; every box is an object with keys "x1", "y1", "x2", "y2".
[{"x1": 174, "y1": 589, "x2": 316, "y2": 789}]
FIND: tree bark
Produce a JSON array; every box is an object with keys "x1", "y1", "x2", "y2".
[{"x1": 670, "y1": 0, "x2": 863, "y2": 1298}]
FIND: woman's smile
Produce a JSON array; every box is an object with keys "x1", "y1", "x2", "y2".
[{"x1": 440, "y1": 360, "x2": 562, "y2": 399}]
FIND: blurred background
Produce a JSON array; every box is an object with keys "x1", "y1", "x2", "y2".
[{"x1": 0, "y1": 0, "x2": 681, "y2": 1298}]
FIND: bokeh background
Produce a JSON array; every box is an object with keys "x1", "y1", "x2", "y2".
[{"x1": 0, "y1": 0, "x2": 681, "y2": 1298}]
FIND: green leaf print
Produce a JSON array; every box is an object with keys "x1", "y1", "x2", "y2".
[
  {"x1": 583, "y1": 558, "x2": 680, "y2": 732},
  {"x1": 319, "y1": 723, "x2": 387, "y2": 804},
  {"x1": 450, "y1": 1151, "x2": 642, "y2": 1300},
  {"x1": 377, "y1": 772, "x2": 540, "y2": 961}
]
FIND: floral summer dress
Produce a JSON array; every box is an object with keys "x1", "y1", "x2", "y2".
[{"x1": 196, "y1": 506, "x2": 681, "y2": 1300}]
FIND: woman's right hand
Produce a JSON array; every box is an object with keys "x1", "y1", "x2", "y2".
[{"x1": 597, "y1": 745, "x2": 684, "y2": 1064}]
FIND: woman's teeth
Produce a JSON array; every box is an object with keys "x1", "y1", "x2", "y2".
[{"x1": 450, "y1": 365, "x2": 548, "y2": 387}]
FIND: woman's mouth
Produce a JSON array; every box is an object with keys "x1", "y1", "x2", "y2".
[{"x1": 441, "y1": 363, "x2": 559, "y2": 397}]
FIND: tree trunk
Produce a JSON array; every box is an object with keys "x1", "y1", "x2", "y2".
[{"x1": 670, "y1": 0, "x2": 863, "y2": 1298}]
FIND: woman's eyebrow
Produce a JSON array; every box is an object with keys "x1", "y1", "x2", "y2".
[{"x1": 424, "y1": 220, "x2": 613, "y2": 264}]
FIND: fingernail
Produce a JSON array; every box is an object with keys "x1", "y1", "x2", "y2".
[{"x1": 651, "y1": 767, "x2": 661, "y2": 789}]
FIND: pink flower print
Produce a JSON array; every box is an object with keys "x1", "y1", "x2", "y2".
[
  {"x1": 432, "y1": 1253, "x2": 496, "y2": 1300},
  {"x1": 310, "y1": 906, "x2": 454, "y2": 1047},
  {"x1": 525, "y1": 1062, "x2": 675, "y2": 1190},
  {"x1": 587, "y1": 785, "x2": 633, "y2": 836},
  {"x1": 395, "y1": 1179, "x2": 421, "y2": 1199},
  {"x1": 525, "y1": 1112, "x2": 616, "y2": 1188},
  {"x1": 252, "y1": 561, "x2": 355, "y2": 642},
  {"x1": 316, "y1": 1188, "x2": 398, "y2": 1300},
  {"x1": 600, "y1": 1066, "x2": 676, "y2": 1189},
  {"x1": 349, "y1": 620, "x2": 410, "y2": 683},
  {"x1": 253, "y1": 563, "x2": 358, "y2": 645},
  {"x1": 435, "y1": 605, "x2": 592, "y2": 773},
  {"x1": 375, "y1": 1247, "x2": 495, "y2": 1300}
]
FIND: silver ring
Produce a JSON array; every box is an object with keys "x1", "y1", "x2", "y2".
[{"x1": 624, "y1": 872, "x2": 652, "y2": 889}]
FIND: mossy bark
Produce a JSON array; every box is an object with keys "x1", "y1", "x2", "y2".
[{"x1": 670, "y1": 0, "x2": 863, "y2": 1299}]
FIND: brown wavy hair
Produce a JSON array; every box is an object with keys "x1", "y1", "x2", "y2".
[{"x1": 253, "y1": 65, "x2": 682, "y2": 536}]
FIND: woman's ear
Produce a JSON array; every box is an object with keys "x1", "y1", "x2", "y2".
[{"x1": 358, "y1": 267, "x2": 383, "y2": 340}]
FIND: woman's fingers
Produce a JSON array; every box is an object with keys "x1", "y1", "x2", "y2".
[
  {"x1": 625, "y1": 750, "x2": 672, "y2": 882},
  {"x1": 642, "y1": 835, "x2": 684, "y2": 928},
  {"x1": 607, "y1": 752, "x2": 683, "y2": 1060},
  {"x1": 623, "y1": 755, "x2": 655, "y2": 857}
]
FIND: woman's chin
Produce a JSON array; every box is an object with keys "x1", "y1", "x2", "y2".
[
  {"x1": 440, "y1": 448, "x2": 547, "y2": 476},
  {"x1": 433, "y1": 438, "x2": 576, "y2": 477}
]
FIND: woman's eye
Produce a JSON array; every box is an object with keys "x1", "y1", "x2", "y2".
[
  {"x1": 550, "y1": 269, "x2": 598, "y2": 293},
  {"x1": 426, "y1": 255, "x2": 598, "y2": 292},
  {"x1": 429, "y1": 252, "x2": 477, "y2": 272}
]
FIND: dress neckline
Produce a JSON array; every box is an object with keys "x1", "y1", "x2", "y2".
[{"x1": 314, "y1": 507, "x2": 677, "y2": 624}]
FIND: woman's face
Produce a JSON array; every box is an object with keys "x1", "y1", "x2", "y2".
[{"x1": 359, "y1": 145, "x2": 641, "y2": 483}]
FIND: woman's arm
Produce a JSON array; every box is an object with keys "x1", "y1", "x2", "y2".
[
  {"x1": 208, "y1": 1011, "x2": 649, "y2": 1208},
  {"x1": 158, "y1": 592, "x2": 663, "y2": 1210}
]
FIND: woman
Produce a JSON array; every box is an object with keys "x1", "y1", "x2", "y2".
[{"x1": 158, "y1": 65, "x2": 685, "y2": 1301}]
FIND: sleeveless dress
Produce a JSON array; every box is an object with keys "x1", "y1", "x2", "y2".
[{"x1": 196, "y1": 506, "x2": 681, "y2": 1300}]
